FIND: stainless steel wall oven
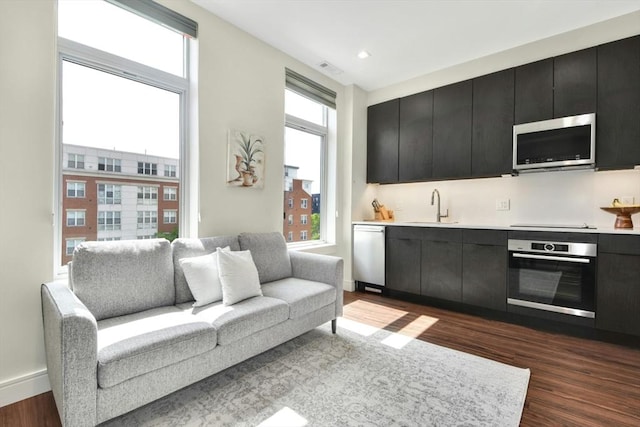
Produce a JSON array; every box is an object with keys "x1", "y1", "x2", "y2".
[{"x1": 508, "y1": 239, "x2": 597, "y2": 318}]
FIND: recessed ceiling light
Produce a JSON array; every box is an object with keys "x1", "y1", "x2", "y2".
[{"x1": 357, "y1": 50, "x2": 371, "y2": 59}]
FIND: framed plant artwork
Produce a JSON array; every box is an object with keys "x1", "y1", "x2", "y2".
[{"x1": 227, "y1": 129, "x2": 265, "y2": 189}]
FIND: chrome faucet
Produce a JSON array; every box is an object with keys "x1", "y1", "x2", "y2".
[{"x1": 431, "y1": 189, "x2": 449, "y2": 223}]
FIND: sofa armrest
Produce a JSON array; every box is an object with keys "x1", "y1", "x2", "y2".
[
  {"x1": 289, "y1": 251, "x2": 344, "y2": 317},
  {"x1": 42, "y1": 281, "x2": 98, "y2": 427}
]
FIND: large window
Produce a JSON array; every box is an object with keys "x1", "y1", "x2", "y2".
[
  {"x1": 56, "y1": 0, "x2": 196, "y2": 267},
  {"x1": 283, "y1": 71, "x2": 336, "y2": 244}
]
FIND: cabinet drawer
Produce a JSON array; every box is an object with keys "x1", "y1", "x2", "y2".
[
  {"x1": 422, "y1": 228, "x2": 463, "y2": 243},
  {"x1": 463, "y1": 229, "x2": 507, "y2": 246},
  {"x1": 386, "y1": 226, "x2": 423, "y2": 240},
  {"x1": 598, "y1": 234, "x2": 640, "y2": 255}
]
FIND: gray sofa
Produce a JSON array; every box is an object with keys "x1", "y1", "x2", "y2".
[{"x1": 41, "y1": 232, "x2": 343, "y2": 426}]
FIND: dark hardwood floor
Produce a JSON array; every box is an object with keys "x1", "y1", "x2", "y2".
[{"x1": 2, "y1": 290, "x2": 639, "y2": 426}]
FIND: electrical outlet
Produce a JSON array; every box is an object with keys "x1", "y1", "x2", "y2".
[
  {"x1": 496, "y1": 198, "x2": 510, "y2": 211},
  {"x1": 621, "y1": 196, "x2": 635, "y2": 205}
]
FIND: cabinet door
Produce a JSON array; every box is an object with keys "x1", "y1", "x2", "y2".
[
  {"x1": 399, "y1": 90, "x2": 433, "y2": 182},
  {"x1": 597, "y1": 36, "x2": 640, "y2": 170},
  {"x1": 462, "y1": 243, "x2": 507, "y2": 311},
  {"x1": 433, "y1": 81, "x2": 472, "y2": 179},
  {"x1": 367, "y1": 99, "x2": 399, "y2": 183},
  {"x1": 422, "y1": 239, "x2": 462, "y2": 302},
  {"x1": 596, "y1": 252, "x2": 640, "y2": 336},
  {"x1": 554, "y1": 47, "x2": 597, "y2": 118},
  {"x1": 386, "y1": 237, "x2": 421, "y2": 295},
  {"x1": 514, "y1": 58, "x2": 553, "y2": 124},
  {"x1": 472, "y1": 69, "x2": 515, "y2": 177}
]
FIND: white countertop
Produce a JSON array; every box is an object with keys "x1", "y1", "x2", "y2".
[{"x1": 352, "y1": 220, "x2": 640, "y2": 235}]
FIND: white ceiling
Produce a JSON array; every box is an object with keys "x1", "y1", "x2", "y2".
[{"x1": 192, "y1": 1, "x2": 640, "y2": 91}]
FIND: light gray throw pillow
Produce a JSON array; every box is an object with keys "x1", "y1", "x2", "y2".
[
  {"x1": 217, "y1": 248, "x2": 263, "y2": 305},
  {"x1": 238, "y1": 232, "x2": 292, "y2": 283}
]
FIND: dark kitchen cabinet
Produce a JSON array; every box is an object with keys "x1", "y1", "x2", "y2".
[
  {"x1": 514, "y1": 58, "x2": 553, "y2": 124},
  {"x1": 596, "y1": 234, "x2": 640, "y2": 337},
  {"x1": 386, "y1": 227, "x2": 421, "y2": 295},
  {"x1": 462, "y1": 230, "x2": 507, "y2": 311},
  {"x1": 553, "y1": 48, "x2": 597, "y2": 118},
  {"x1": 367, "y1": 99, "x2": 399, "y2": 183},
  {"x1": 421, "y1": 229, "x2": 463, "y2": 302},
  {"x1": 597, "y1": 36, "x2": 640, "y2": 170},
  {"x1": 472, "y1": 70, "x2": 515, "y2": 176},
  {"x1": 433, "y1": 81, "x2": 472, "y2": 179},
  {"x1": 399, "y1": 90, "x2": 433, "y2": 182}
]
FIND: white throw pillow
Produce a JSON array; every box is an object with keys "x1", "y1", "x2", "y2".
[
  {"x1": 179, "y1": 247, "x2": 230, "y2": 307},
  {"x1": 216, "y1": 248, "x2": 263, "y2": 306}
]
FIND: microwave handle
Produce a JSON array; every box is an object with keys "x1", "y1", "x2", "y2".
[{"x1": 512, "y1": 252, "x2": 591, "y2": 264}]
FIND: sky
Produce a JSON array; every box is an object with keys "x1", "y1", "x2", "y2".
[{"x1": 59, "y1": 0, "x2": 183, "y2": 159}]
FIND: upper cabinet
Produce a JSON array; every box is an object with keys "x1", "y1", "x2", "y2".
[
  {"x1": 366, "y1": 99, "x2": 399, "y2": 184},
  {"x1": 433, "y1": 81, "x2": 472, "y2": 179},
  {"x1": 553, "y1": 48, "x2": 597, "y2": 117},
  {"x1": 399, "y1": 90, "x2": 433, "y2": 182},
  {"x1": 366, "y1": 35, "x2": 640, "y2": 184},
  {"x1": 597, "y1": 36, "x2": 640, "y2": 170},
  {"x1": 472, "y1": 69, "x2": 515, "y2": 177},
  {"x1": 514, "y1": 58, "x2": 553, "y2": 124}
]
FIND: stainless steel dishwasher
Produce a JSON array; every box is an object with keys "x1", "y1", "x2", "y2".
[{"x1": 353, "y1": 224, "x2": 385, "y2": 291}]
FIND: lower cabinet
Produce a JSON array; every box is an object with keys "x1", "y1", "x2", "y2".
[
  {"x1": 421, "y1": 229, "x2": 463, "y2": 301},
  {"x1": 596, "y1": 234, "x2": 640, "y2": 336},
  {"x1": 386, "y1": 230, "x2": 421, "y2": 295},
  {"x1": 461, "y1": 230, "x2": 507, "y2": 311}
]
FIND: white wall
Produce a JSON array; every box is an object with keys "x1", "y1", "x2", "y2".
[
  {"x1": 0, "y1": 0, "x2": 353, "y2": 406},
  {"x1": 0, "y1": 0, "x2": 56, "y2": 406},
  {"x1": 357, "y1": 11, "x2": 640, "y2": 229}
]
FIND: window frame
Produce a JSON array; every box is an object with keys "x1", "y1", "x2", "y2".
[
  {"x1": 66, "y1": 209, "x2": 86, "y2": 227},
  {"x1": 55, "y1": 33, "x2": 197, "y2": 273},
  {"x1": 284, "y1": 87, "x2": 335, "y2": 247},
  {"x1": 163, "y1": 209, "x2": 177, "y2": 224}
]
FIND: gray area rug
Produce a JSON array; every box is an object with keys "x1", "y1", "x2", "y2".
[{"x1": 103, "y1": 318, "x2": 530, "y2": 426}]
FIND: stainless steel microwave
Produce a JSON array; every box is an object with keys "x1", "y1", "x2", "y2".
[{"x1": 513, "y1": 113, "x2": 595, "y2": 173}]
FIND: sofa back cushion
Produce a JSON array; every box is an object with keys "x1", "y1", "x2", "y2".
[
  {"x1": 70, "y1": 239, "x2": 174, "y2": 321},
  {"x1": 239, "y1": 232, "x2": 292, "y2": 284},
  {"x1": 171, "y1": 236, "x2": 241, "y2": 304}
]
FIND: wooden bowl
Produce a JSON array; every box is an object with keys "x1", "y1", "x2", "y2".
[{"x1": 600, "y1": 205, "x2": 640, "y2": 229}]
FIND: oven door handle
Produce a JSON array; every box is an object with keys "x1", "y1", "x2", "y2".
[{"x1": 511, "y1": 252, "x2": 591, "y2": 264}]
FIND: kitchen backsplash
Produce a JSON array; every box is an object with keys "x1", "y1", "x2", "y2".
[{"x1": 366, "y1": 168, "x2": 640, "y2": 228}]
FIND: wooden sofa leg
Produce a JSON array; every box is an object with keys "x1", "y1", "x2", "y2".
[{"x1": 331, "y1": 318, "x2": 337, "y2": 334}]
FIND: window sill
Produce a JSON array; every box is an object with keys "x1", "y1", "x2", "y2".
[{"x1": 288, "y1": 241, "x2": 337, "y2": 255}]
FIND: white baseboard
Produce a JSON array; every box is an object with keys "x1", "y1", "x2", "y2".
[
  {"x1": 0, "y1": 369, "x2": 51, "y2": 408},
  {"x1": 343, "y1": 279, "x2": 355, "y2": 292}
]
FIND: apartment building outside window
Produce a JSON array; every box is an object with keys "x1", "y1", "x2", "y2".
[
  {"x1": 138, "y1": 162, "x2": 158, "y2": 176},
  {"x1": 138, "y1": 186, "x2": 158, "y2": 204},
  {"x1": 56, "y1": 0, "x2": 197, "y2": 267},
  {"x1": 137, "y1": 211, "x2": 158, "y2": 229},
  {"x1": 68, "y1": 154, "x2": 84, "y2": 169},
  {"x1": 66, "y1": 210, "x2": 85, "y2": 227},
  {"x1": 165, "y1": 164, "x2": 177, "y2": 177},
  {"x1": 66, "y1": 238, "x2": 85, "y2": 256},
  {"x1": 164, "y1": 210, "x2": 177, "y2": 224},
  {"x1": 164, "y1": 187, "x2": 177, "y2": 201},
  {"x1": 283, "y1": 69, "x2": 336, "y2": 245},
  {"x1": 98, "y1": 211, "x2": 121, "y2": 231},
  {"x1": 98, "y1": 184, "x2": 121, "y2": 205},
  {"x1": 98, "y1": 157, "x2": 121, "y2": 172},
  {"x1": 66, "y1": 182, "x2": 85, "y2": 198}
]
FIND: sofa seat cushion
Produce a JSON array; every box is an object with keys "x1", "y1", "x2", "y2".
[
  {"x1": 96, "y1": 306, "x2": 217, "y2": 389},
  {"x1": 261, "y1": 278, "x2": 337, "y2": 319},
  {"x1": 179, "y1": 296, "x2": 289, "y2": 345}
]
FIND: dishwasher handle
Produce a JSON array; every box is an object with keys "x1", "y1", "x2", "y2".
[{"x1": 354, "y1": 225, "x2": 386, "y2": 233}]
